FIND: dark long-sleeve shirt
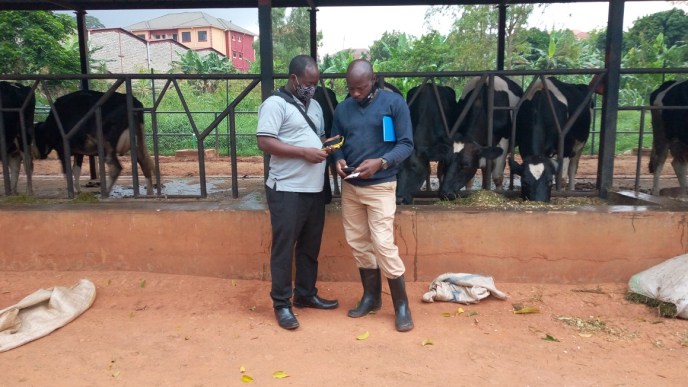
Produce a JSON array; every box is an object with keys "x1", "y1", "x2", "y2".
[{"x1": 331, "y1": 89, "x2": 414, "y2": 186}]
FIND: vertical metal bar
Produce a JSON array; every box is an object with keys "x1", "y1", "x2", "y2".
[
  {"x1": 597, "y1": 0, "x2": 624, "y2": 198},
  {"x1": 309, "y1": 7, "x2": 318, "y2": 60},
  {"x1": 125, "y1": 79, "x2": 141, "y2": 196},
  {"x1": 497, "y1": 4, "x2": 506, "y2": 71},
  {"x1": 486, "y1": 74, "x2": 495, "y2": 189},
  {"x1": 259, "y1": 0, "x2": 274, "y2": 183},
  {"x1": 230, "y1": 105, "x2": 239, "y2": 198},
  {"x1": 634, "y1": 108, "x2": 646, "y2": 193},
  {"x1": 150, "y1": 71, "x2": 162, "y2": 195},
  {"x1": 0, "y1": 96, "x2": 9, "y2": 195},
  {"x1": 95, "y1": 107, "x2": 108, "y2": 197}
]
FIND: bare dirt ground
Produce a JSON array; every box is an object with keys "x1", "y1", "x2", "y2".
[{"x1": 1, "y1": 155, "x2": 687, "y2": 385}]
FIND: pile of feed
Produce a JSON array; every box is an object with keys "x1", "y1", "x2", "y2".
[{"x1": 435, "y1": 190, "x2": 606, "y2": 209}]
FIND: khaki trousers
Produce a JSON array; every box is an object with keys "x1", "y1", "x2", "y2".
[{"x1": 341, "y1": 181, "x2": 405, "y2": 278}]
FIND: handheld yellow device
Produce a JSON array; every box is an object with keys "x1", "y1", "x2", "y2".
[{"x1": 322, "y1": 136, "x2": 345, "y2": 150}]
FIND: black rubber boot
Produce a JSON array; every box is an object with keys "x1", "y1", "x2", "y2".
[
  {"x1": 347, "y1": 268, "x2": 382, "y2": 318},
  {"x1": 388, "y1": 275, "x2": 414, "y2": 332}
]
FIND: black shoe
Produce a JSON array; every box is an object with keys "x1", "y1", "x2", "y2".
[
  {"x1": 274, "y1": 307, "x2": 299, "y2": 330},
  {"x1": 293, "y1": 295, "x2": 339, "y2": 310}
]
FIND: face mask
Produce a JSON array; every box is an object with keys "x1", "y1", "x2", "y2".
[{"x1": 295, "y1": 76, "x2": 316, "y2": 103}]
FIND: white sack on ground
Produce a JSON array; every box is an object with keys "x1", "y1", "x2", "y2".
[
  {"x1": 628, "y1": 254, "x2": 688, "y2": 319},
  {"x1": 422, "y1": 273, "x2": 508, "y2": 304},
  {"x1": 0, "y1": 279, "x2": 96, "y2": 352}
]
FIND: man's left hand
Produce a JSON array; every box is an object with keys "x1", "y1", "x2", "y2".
[{"x1": 355, "y1": 158, "x2": 384, "y2": 179}]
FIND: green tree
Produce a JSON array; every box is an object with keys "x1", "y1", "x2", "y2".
[
  {"x1": 0, "y1": 11, "x2": 79, "y2": 74},
  {"x1": 85, "y1": 15, "x2": 105, "y2": 29},
  {"x1": 626, "y1": 8, "x2": 688, "y2": 51},
  {"x1": 172, "y1": 51, "x2": 236, "y2": 93}
]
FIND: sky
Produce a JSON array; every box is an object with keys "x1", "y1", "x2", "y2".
[{"x1": 79, "y1": 1, "x2": 688, "y2": 56}]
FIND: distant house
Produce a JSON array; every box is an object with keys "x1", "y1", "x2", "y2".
[
  {"x1": 88, "y1": 28, "x2": 225, "y2": 74},
  {"x1": 127, "y1": 12, "x2": 256, "y2": 72}
]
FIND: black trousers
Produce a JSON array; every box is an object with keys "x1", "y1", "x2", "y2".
[{"x1": 266, "y1": 186, "x2": 326, "y2": 309}]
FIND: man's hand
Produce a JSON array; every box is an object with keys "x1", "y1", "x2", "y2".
[
  {"x1": 354, "y1": 158, "x2": 384, "y2": 179},
  {"x1": 322, "y1": 135, "x2": 343, "y2": 155},
  {"x1": 336, "y1": 159, "x2": 349, "y2": 178},
  {"x1": 302, "y1": 147, "x2": 328, "y2": 163}
]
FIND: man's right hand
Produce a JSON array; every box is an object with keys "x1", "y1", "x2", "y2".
[{"x1": 302, "y1": 147, "x2": 328, "y2": 163}]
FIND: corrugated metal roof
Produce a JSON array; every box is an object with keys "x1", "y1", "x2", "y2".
[{"x1": 126, "y1": 11, "x2": 255, "y2": 35}]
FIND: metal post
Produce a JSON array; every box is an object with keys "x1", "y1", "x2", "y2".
[
  {"x1": 258, "y1": 0, "x2": 274, "y2": 183},
  {"x1": 596, "y1": 0, "x2": 624, "y2": 198}
]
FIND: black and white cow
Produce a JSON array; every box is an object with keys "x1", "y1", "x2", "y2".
[
  {"x1": 396, "y1": 84, "x2": 458, "y2": 204},
  {"x1": 437, "y1": 75, "x2": 523, "y2": 200},
  {"x1": 0, "y1": 81, "x2": 35, "y2": 195},
  {"x1": 33, "y1": 90, "x2": 154, "y2": 195},
  {"x1": 513, "y1": 77, "x2": 593, "y2": 200},
  {"x1": 649, "y1": 79, "x2": 688, "y2": 195}
]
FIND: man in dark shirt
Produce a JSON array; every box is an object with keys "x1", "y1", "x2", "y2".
[{"x1": 330, "y1": 59, "x2": 415, "y2": 332}]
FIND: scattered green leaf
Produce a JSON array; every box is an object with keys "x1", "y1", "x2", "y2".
[
  {"x1": 543, "y1": 334, "x2": 559, "y2": 342},
  {"x1": 139, "y1": 279, "x2": 146, "y2": 288}
]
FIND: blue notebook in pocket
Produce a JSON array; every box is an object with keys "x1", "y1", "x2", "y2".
[{"x1": 382, "y1": 115, "x2": 396, "y2": 142}]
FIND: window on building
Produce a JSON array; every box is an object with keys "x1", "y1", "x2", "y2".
[
  {"x1": 239, "y1": 53, "x2": 243, "y2": 59},
  {"x1": 136, "y1": 34, "x2": 145, "y2": 39},
  {"x1": 232, "y1": 51, "x2": 237, "y2": 58},
  {"x1": 198, "y1": 31, "x2": 208, "y2": 42},
  {"x1": 155, "y1": 35, "x2": 161, "y2": 39},
  {"x1": 161, "y1": 34, "x2": 166, "y2": 39},
  {"x1": 172, "y1": 34, "x2": 178, "y2": 41},
  {"x1": 232, "y1": 34, "x2": 235, "y2": 41},
  {"x1": 182, "y1": 32, "x2": 191, "y2": 42},
  {"x1": 238, "y1": 35, "x2": 242, "y2": 42}
]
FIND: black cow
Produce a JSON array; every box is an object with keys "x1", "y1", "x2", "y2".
[
  {"x1": 513, "y1": 77, "x2": 593, "y2": 200},
  {"x1": 649, "y1": 79, "x2": 688, "y2": 195},
  {"x1": 437, "y1": 75, "x2": 523, "y2": 200},
  {"x1": 313, "y1": 86, "x2": 339, "y2": 202},
  {"x1": 33, "y1": 90, "x2": 154, "y2": 195},
  {"x1": 509, "y1": 155, "x2": 557, "y2": 202},
  {"x1": 396, "y1": 84, "x2": 457, "y2": 204},
  {"x1": 0, "y1": 81, "x2": 35, "y2": 195}
]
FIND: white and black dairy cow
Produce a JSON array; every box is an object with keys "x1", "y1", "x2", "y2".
[
  {"x1": 0, "y1": 81, "x2": 35, "y2": 195},
  {"x1": 396, "y1": 84, "x2": 458, "y2": 204},
  {"x1": 33, "y1": 90, "x2": 154, "y2": 195},
  {"x1": 437, "y1": 75, "x2": 523, "y2": 200},
  {"x1": 512, "y1": 77, "x2": 593, "y2": 201},
  {"x1": 649, "y1": 79, "x2": 688, "y2": 195}
]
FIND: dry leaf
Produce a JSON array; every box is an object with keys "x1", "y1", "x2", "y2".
[
  {"x1": 441, "y1": 312, "x2": 452, "y2": 317},
  {"x1": 543, "y1": 334, "x2": 560, "y2": 342},
  {"x1": 456, "y1": 307, "x2": 465, "y2": 316},
  {"x1": 241, "y1": 375, "x2": 254, "y2": 383},
  {"x1": 272, "y1": 371, "x2": 289, "y2": 379},
  {"x1": 579, "y1": 333, "x2": 593, "y2": 338},
  {"x1": 232, "y1": 280, "x2": 237, "y2": 287},
  {"x1": 139, "y1": 279, "x2": 146, "y2": 288},
  {"x1": 513, "y1": 306, "x2": 540, "y2": 314},
  {"x1": 240, "y1": 365, "x2": 246, "y2": 373},
  {"x1": 467, "y1": 310, "x2": 478, "y2": 317},
  {"x1": 356, "y1": 331, "x2": 370, "y2": 340},
  {"x1": 421, "y1": 338, "x2": 434, "y2": 346}
]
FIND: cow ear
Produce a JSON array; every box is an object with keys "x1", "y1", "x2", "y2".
[
  {"x1": 508, "y1": 158, "x2": 523, "y2": 176},
  {"x1": 480, "y1": 146, "x2": 503, "y2": 160}
]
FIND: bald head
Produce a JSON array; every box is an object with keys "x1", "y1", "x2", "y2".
[{"x1": 346, "y1": 59, "x2": 375, "y2": 103}]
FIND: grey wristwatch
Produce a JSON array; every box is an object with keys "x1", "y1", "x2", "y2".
[{"x1": 380, "y1": 158, "x2": 389, "y2": 170}]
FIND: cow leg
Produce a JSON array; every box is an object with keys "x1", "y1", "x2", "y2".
[
  {"x1": 135, "y1": 124, "x2": 155, "y2": 195},
  {"x1": 72, "y1": 154, "x2": 84, "y2": 193},
  {"x1": 567, "y1": 140, "x2": 586, "y2": 191},
  {"x1": 492, "y1": 138, "x2": 509, "y2": 190},
  {"x1": 8, "y1": 150, "x2": 21, "y2": 195},
  {"x1": 649, "y1": 146, "x2": 669, "y2": 196},
  {"x1": 105, "y1": 155, "x2": 122, "y2": 195},
  {"x1": 670, "y1": 157, "x2": 688, "y2": 196}
]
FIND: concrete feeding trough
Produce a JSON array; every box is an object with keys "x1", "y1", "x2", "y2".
[{"x1": 174, "y1": 149, "x2": 216, "y2": 160}]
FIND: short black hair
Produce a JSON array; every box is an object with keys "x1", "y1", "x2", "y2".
[{"x1": 289, "y1": 55, "x2": 317, "y2": 77}]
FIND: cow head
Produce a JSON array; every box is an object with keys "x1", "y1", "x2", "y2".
[
  {"x1": 509, "y1": 155, "x2": 557, "y2": 202},
  {"x1": 438, "y1": 135, "x2": 503, "y2": 200},
  {"x1": 31, "y1": 121, "x2": 52, "y2": 160},
  {"x1": 396, "y1": 151, "x2": 428, "y2": 205}
]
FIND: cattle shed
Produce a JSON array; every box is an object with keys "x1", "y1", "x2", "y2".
[{"x1": 2, "y1": 0, "x2": 687, "y2": 284}]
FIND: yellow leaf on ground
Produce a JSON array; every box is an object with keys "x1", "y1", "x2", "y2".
[
  {"x1": 456, "y1": 307, "x2": 465, "y2": 315},
  {"x1": 241, "y1": 375, "x2": 254, "y2": 383},
  {"x1": 421, "y1": 338, "x2": 434, "y2": 346},
  {"x1": 356, "y1": 331, "x2": 370, "y2": 340},
  {"x1": 441, "y1": 312, "x2": 452, "y2": 317},
  {"x1": 272, "y1": 371, "x2": 289, "y2": 379},
  {"x1": 513, "y1": 306, "x2": 541, "y2": 314}
]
